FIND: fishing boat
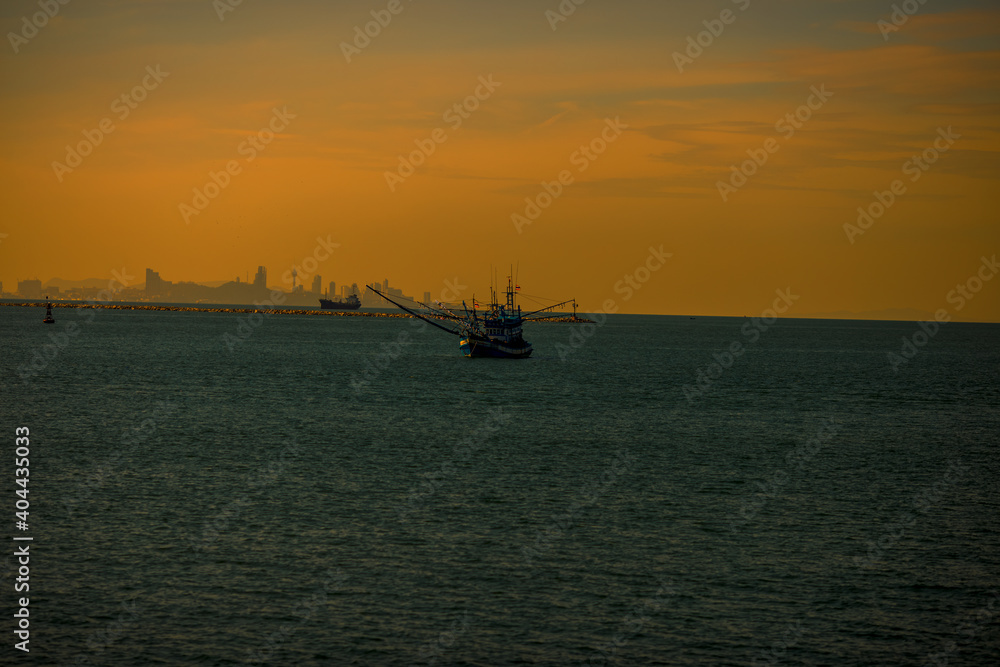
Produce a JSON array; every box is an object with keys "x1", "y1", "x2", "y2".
[
  {"x1": 43, "y1": 298, "x2": 55, "y2": 324},
  {"x1": 366, "y1": 275, "x2": 575, "y2": 359}
]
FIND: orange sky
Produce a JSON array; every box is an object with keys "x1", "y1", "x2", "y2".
[{"x1": 1, "y1": 0, "x2": 998, "y2": 320}]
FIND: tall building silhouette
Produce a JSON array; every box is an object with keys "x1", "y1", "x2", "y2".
[
  {"x1": 253, "y1": 266, "x2": 267, "y2": 289},
  {"x1": 145, "y1": 269, "x2": 163, "y2": 297},
  {"x1": 18, "y1": 279, "x2": 42, "y2": 298},
  {"x1": 328, "y1": 281, "x2": 336, "y2": 298},
  {"x1": 311, "y1": 275, "x2": 321, "y2": 294}
]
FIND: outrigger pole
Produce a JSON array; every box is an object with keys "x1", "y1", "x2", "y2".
[
  {"x1": 365, "y1": 285, "x2": 462, "y2": 337},
  {"x1": 521, "y1": 298, "x2": 577, "y2": 319}
]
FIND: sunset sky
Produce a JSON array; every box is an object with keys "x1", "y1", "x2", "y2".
[{"x1": 1, "y1": 0, "x2": 998, "y2": 320}]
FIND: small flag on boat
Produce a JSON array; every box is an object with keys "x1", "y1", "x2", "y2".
[
  {"x1": 474, "y1": 300, "x2": 479, "y2": 307},
  {"x1": 515, "y1": 285, "x2": 520, "y2": 291}
]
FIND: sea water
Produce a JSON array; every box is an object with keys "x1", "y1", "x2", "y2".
[{"x1": 1, "y1": 305, "x2": 998, "y2": 665}]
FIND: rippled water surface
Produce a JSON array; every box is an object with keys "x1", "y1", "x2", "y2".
[{"x1": 2, "y1": 306, "x2": 999, "y2": 666}]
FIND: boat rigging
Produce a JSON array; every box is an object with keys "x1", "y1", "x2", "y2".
[{"x1": 366, "y1": 275, "x2": 576, "y2": 358}]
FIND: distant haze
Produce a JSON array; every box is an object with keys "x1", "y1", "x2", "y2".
[{"x1": 2, "y1": 0, "x2": 998, "y2": 321}]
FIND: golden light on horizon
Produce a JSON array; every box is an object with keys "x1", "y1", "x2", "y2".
[{"x1": 1, "y1": 0, "x2": 998, "y2": 321}]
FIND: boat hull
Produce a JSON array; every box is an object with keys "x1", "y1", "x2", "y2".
[
  {"x1": 459, "y1": 337, "x2": 532, "y2": 359},
  {"x1": 318, "y1": 298, "x2": 361, "y2": 310}
]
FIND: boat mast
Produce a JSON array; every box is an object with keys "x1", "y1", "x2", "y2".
[{"x1": 505, "y1": 272, "x2": 515, "y2": 312}]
